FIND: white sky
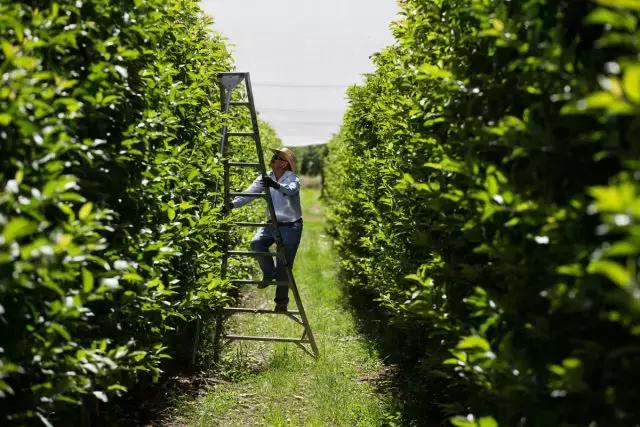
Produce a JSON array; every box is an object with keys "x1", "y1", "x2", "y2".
[{"x1": 200, "y1": 0, "x2": 399, "y2": 146}]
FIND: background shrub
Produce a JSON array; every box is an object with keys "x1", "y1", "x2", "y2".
[
  {"x1": 291, "y1": 144, "x2": 328, "y2": 177},
  {"x1": 325, "y1": 0, "x2": 640, "y2": 425},
  {"x1": 0, "y1": 0, "x2": 278, "y2": 423}
]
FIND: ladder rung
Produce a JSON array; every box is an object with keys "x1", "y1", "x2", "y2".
[
  {"x1": 227, "y1": 250, "x2": 277, "y2": 257},
  {"x1": 230, "y1": 222, "x2": 271, "y2": 227},
  {"x1": 229, "y1": 101, "x2": 251, "y2": 107},
  {"x1": 228, "y1": 162, "x2": 261, "y2": 168},
  {"x1": 227, "y1": 132, "x2": 255, "y2": 137},
  {"x1": 229, "y1": 279, "x2": 267, "y2": 285},
  {"x1": 223, "y1": 307, "x2": 300, "y2": 315},
  {"x1": 224, "y1": 334, "x2": 310, "y2": 343},
  {"x1": 229, "y1": 192, "x2": 267, "y2": 198}
]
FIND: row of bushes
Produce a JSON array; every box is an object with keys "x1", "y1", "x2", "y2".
[
  {"x1": 0, "y1": 1, "x2": 273, "y2": 423},
  {"x1": 326, "y1": 0, "x2": 639, "y2": 425}
]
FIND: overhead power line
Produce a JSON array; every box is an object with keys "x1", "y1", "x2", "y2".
[
  {"x1": 258, "y1": 107, "x2": 344, "y2": 113},
  {"x1": 254, "y1": 82, "x2": 351, "y2": 88},
  {"x1": 268, "y1": 119, "x2": 342, "y2": 125}
]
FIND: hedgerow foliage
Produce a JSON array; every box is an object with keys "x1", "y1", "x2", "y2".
[
  {"x1": 0, "y1": 0, "x2": 273, "y2": 423},
  {"x1": 325, "y1": 0, "x2": 640, "y2": 425}
]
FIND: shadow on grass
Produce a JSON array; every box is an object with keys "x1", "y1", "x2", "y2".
[
  {"x1": 101, "y1": 319, "x2": 273, "y2": 426},
  {"x1": 341, "y1": 283, "x2": 453, "y2": 427}
]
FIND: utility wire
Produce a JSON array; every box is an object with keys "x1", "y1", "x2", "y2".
[
  {"x1": 258, "y1": 107, "x2": 344, "y2": 113},
  {"x1": 269, "y1": 119, "x2": 341, "y2": 125},
  {"x1": 254, "y1": 82, "x2": 351, "y2": 88}
]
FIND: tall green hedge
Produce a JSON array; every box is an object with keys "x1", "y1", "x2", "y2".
[
  {"x1": 326, "y1": 0, "x2": 640, "y2": 425},
  {"x1": 0, "y1": 0, "x2": 274, "y2": 423}
]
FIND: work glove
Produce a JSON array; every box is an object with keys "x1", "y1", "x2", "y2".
[{"x1": 262, "y1": 176, "x2": 281, "y2": 189}]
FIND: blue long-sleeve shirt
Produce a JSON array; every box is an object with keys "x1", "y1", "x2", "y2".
[{"x1": 231, "y1": 170, "x2": 302, "y2": 223}]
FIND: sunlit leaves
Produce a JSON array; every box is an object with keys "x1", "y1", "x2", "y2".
[
  {"x1": 586, "y1": 7, "x2": 637, "y2": 31},
  {"x1": 419, "y1": 63, "x2": 453, "y2": 80},
  {"x1": 451, "y1": 415, "x2": 499, "y2": 427},
  {"x1": 81, "y1": 268, "x2": 94, "y2": 293},
  {"x1": 2, "y1": 217, "x2": 37, "y2": 243},
  {"x1": 596, "y1": 0, "x2": 640, "y2": 11},
  {"x1": 623, "y1": 64, "x2": 640, "y2": 103}
]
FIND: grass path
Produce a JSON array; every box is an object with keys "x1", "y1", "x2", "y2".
[{"x1": 170, "y1": 188, "x2": 395, "y2": 426}]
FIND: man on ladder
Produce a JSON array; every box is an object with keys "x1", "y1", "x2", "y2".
[{"x1": 229, "y1": 147, "x2": 302, "y2": 313}]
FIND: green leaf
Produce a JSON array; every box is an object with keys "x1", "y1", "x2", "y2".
[
  {"x1": 589, "y1": 184, "x2": 633, "y2": 211},
  {"x1": 556, "y1": 264, "x2": 584, "y2": 277},
  {"x1": 41, "y1": 280, "x2": 65, "y2": 296},
  {"x1": 1, "y1": 41, "x2": 17, "y2": 60},
  {"x1": 0, "y1": 113, "x2": 12, "y2": 126},
  {"x1": 43, "y1": 176, "x2": 78, "y2": 198},
  {"x1": 563, "y1": 358, "x2": 582, "y2": 369},
  {"x1": 596, "y1": 0, "x2": 640, "y2": 11},
  {"x1": 622, "y1": 64, "x2": 640, "y2": 103},
  {"x1": 78, "y1": 202, "x2": 93, "y2": 220},
  {"x1": 130, "y1": 351, "x2": 147, "y2": 361},
  {"x1": 478, "y1": 417, "x2": 498, "y2": 427},
  {"x1": 167, "y1": 208, "x2": 176, "y2": 221},
  {"x1": 0, "y1": 379, "x2": 14, "y2": 395},
  {"x1": 179, "y1": 201, "x2": 195, "y2": 210},
  {"x1": 82, "y1": 268, "x2": 94, "y2": 293},
  {"x1": 55, "y1": 395, "x2": 81, "y2": 405},
  {"x1": 586, "y1": 7, "x2": 637, "y2": 31},
  {"x1": 123, "y1": 272, "x2": 144, "y2": 283},
  {"x1": 2, "y1": 217, "x2": 38, "y2": 243},
  {"x1": 587, "y1": 259, "x2": 632, "y2": 287},
  {"x1": 49, "y1": 322, "x2": 71, "y2": 341},
  {"x1": 13, "y1": 56, "x2": 39, "y2": 70},
  {"x1": 450, "y1": 416, "x2": 477, "y2": 427},
  {"x1": 424, "y1": 159, "x2": 464, "y2": 174},
  {"x1": 584, "y1": 91, "x2": 634, "y2": 114},
  {"x1": 457, "y1": 335, "x2": 491, "y2": 351},
  {"x1": 107, "y1": 384, "x2": 128, "y2": 392},
  {"x1": 419, "y1": 64, "x2": 453, "y2": 80},
  {"x1": 605, "y1": 241, "x2": 638, "y2": 256}
]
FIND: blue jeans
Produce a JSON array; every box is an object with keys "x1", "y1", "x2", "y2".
[{"x1": 250, "y1": 221, "x2": 303, "y2": 306}]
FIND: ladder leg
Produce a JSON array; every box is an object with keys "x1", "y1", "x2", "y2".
[
  {"x1": 286, "y1": 268, "x2": 320, "y2": 358},
  {"x1": 212, "y1": 310, "x2": 226, "y2": 364},
  {"x1": 190, "y1": 317, "x2": 203, "y2": 367}
]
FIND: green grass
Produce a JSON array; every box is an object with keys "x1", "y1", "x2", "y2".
[{"x1": 170, "y1": 188, "x2": 394, "y2": 426}]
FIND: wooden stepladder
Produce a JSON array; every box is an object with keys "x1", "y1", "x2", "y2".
[{"x1": 213, "y1": 72, "x2": 319, "y2": 359}]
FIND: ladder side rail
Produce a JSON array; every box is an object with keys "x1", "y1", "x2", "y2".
[
  {"x1": 244, "y1": 72, "x2": 283, "y2": 247},
  {"x1": 220, "y1": 83, "x2": 233, "y2": 279},
  {"x1": 218, "y1": 85, "x2": 229, "y2": 150},
  {"x1": 244, "y1": 73, "x2": 320, "y2": 357},
  {"x1": 212, "y1": 82, "x2": 231, "y2": 210},
  {"x1": 221, "y1": 159, "x2": 230, "y2": 279},
  {"x1": 244, "y1": 73, "x2": 269, "y2": 178},
  {"x1": 280, "y1": 266, "x2": 320, "y2": 357},
  {"x1": 212, "y1": 81, "x2": 235, "y2": 363}
]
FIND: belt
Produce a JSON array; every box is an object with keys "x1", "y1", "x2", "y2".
[{"x1": 276, "y1": 218, "x2": 303, "y2": 227}]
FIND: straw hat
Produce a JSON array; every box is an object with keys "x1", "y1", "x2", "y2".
[{"x1": 269, "y1": 147, "x2": 297, "y2": 173}]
